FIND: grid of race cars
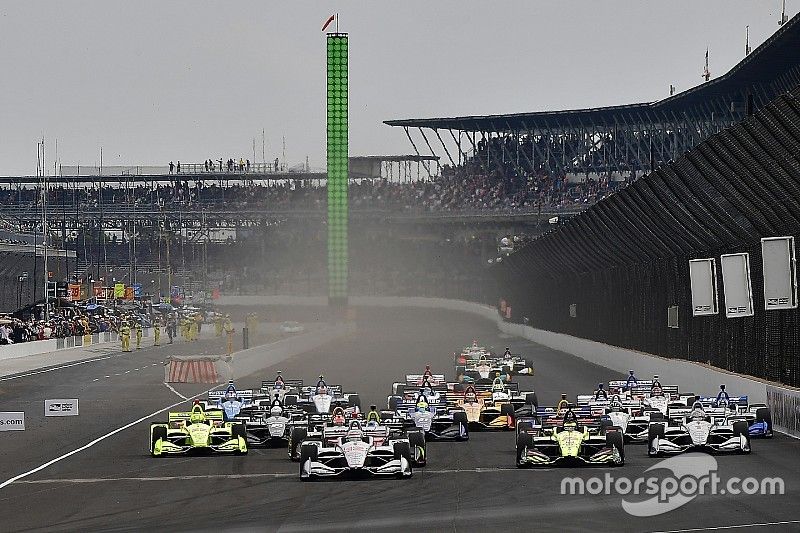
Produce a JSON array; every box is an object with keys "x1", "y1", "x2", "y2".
[{"x1": 149, "y1": 340, "x2": 773, "y2": 480}]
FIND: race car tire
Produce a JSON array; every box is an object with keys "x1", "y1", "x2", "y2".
[
  {"x1": 299, "y1": 444, "x2": 318, "y2": 481},
  {"x1": 283, "y1": 395, "x2": 298, "y2": 407},
  {"x1": 682, "y1": 394, "x2": 695, "y2": 406},
  {"x1": 232, "y1": 423, "x2": 246, "y2": 440},
  {"x1": 605, "y1": 429, "x2": 625, "y2": 464},
  {"x1": 649, "y1": 412, "x2": 665, "y2": 422},
  {"x1": 290, "y1": 427, "x2": 308, "y2": 461},
  {"x1": 525, "y1": 392, "x2": 539, "y2": 409},
  {"x1": 395, "y1": 385, "x2": 406, "y2": 396},
  {"x1": 393, "y1": 442, "x2": 413, "y2": 478},
  {"x1": 516, "y1": 432, "x2": 533, "y2": 466},
  {"x1": 500, "y1": 403, "x2": 515, "y2": 428},
  {"x1": 732, "y1": 420, "x2": 752, "y2": 454},
  {"x1": 407, "y1": 430, "x2": 426, "y2": 466},
  {"x1": 755, "y1": 408, "x2": 773, "y2": 438},
  {"x1": 648, "y1": 423, "x2": 665, "y2": 457},
  {"x1": 388, "y1": 396, "x2": 401, "y2": 412},
  {"x1": 348, "y1": 394, "x2": 361, "y2": 409},
  {"x1": 452, "y1": 410, "x2": 469, "y2": 441},
  {"x1": 151, "y1": 426, "x2": 167, "y2": 455},
  {"x1": 452, "y1": 383, "x2": 464, "y2": 393},
  {"x1": 516, "y1": 420, "x2": 533, "y2": 433},
  {"x1": 501, "y1": 365, "x2": 512, "y2": 376}
]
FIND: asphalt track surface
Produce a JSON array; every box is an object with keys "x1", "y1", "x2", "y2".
[{"x1": 1, "y1": 307, "x2": 798, "y2": 533}]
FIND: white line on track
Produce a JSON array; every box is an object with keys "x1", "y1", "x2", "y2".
[
  {"x1": 0, "y1": 386, "x2": 217, "y2": 490},
  {"x1": 13, "y1": 466, "x2": 526, "y2": 486},
  {"x1": 163, "y1": 382, "x2": 188, "y2": 400},
  {"x1": 0, "y1": 352, "x2": 120, "y2": 381},
  {"x1": 650, "y1": 521, "x2": 800, "y2": 532}
]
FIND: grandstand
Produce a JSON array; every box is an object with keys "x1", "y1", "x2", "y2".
[{"x1": 385, "y1": 12, "x2": 800, "y2": 181}]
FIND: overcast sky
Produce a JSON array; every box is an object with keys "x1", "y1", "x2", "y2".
[{"x1": 0, "y1": 1, "x2": 795, "y2": 176}]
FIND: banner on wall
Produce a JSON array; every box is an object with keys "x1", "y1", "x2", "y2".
[
  {"x1": 113, "y1": 283, "x2": 125, "y2": 298},
  {"x1": 68, "y1": 284, "x2": 81, "y2": 301}
]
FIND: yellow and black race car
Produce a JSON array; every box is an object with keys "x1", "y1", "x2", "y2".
[{"x1": 150, "y1": 402, "x2": 248, "y2": 456}]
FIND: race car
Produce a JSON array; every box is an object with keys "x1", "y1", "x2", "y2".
[
  {"x1": 260, "y1": 371, "x2": 304, "y2": 403},
  {"x1": 292, "y1": 375, "x2": 361, "y2": 414},
  {"x1": 385, "y1": 393, "x2": 469, "y2": 441},
  {"x1": 299, "y1": 418, "x2": 414, "y2": 480},
  {"x1": 150, "y1": 402, "x2": 247, "y2": 456},
  {"x1": 696, "y1": 385, "x2": 773, "y2": 438},
  {"x1": 454, "y1": 376, "x2": 537, "y2": 430},
  {"x1": 516, "y1": 408, "x2": 625, "y2": 467},
  {"x1": 239, "y1": 397, "x2": 309, "y2": 447},
  {"x1": 647, "y1": 401, "x2": 751, "y2": 456},
  {"x1": 205, "y1": 381, "x2": 256, "y2": 421},
  {"x1": 455, "y1": 344, "x2": 533, "y2": 382}
]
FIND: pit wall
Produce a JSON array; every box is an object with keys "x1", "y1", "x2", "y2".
[
  {"x1": 218, "y1": 295, "x2": 799, "y2": 437},
  {"x1": 0, "y1": 330, "x2": 131, "y2": 362}
]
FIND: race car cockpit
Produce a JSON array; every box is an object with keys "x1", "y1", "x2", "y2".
[
  {"x1": 189, "y1": 403, "x2": 207, "y2": 424},
  {"x1": 415, "y1": 396, "x2": 430, "y2": 413},
  {"x1": 422, "y1": 365, "x2": 433, "y2": 379},
  {"x1": 556, "y1": 393, "x2": 570, "y2": 413},
  {"x1": 315, "y1": 375, "x2": 329, "y2": 395},
  {"x1": 561, "y1": 409, "x2": 579, "y2": 431},
  {"x1": 464, "y1": 386, "x2": 479, "y2": 404},
  {"x1": 503, "y1": 347, "x2": 512, "y2": 358},
  {"x1": 332, "y1": 407, "x2": 346, "y2": 426},
  {"x1": 715, "y1": 384, "x2": 731, "y2": 407},
  {"x1": 689, "y1": 401, "x2": 708, "y2": 422},
  {"x1": 273, "y1": 371, "x2": 286, "y2": 390},
  {"x1": 365, "y1": 405, "x2": 381, "y2": 424},
  {"x1": 345, "y1": 421, "x2": 366, "y2": 443},
  {"x1": 624, "y1": 369, "x2": 638, "y2": 389},
  {"x1": 594, "y1": 383, "x2": 608, "y2": 400}
]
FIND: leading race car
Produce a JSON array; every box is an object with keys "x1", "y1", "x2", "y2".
[
  {"x1": 150, "y1": 402, "x2": 248, "y2": 456},
  {"x1": 647, "y1": 401, "x2": 751, "y2": 457},
  {"x1": 299, "y1": 419, "x2": 414, "y2": 480},
  {"x1": 516, "y1": 408, "x2": 625, "y2": 467}
]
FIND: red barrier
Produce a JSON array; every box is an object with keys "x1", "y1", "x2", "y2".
[{"x1": 166, "y1": 359, "x2": 218, "y2": 384}]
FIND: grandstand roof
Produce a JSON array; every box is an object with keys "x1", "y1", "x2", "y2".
[{"x1": 384, "y1": 13, "x2": 800, "y2": 131}]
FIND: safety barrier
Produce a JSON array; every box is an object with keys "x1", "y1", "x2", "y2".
[
  {"x1": 0, "y1": 331, "x2": 123, "y2": 362},
  {"x1": 164, "y1": 356, "x2": 220, "y2": 384}
]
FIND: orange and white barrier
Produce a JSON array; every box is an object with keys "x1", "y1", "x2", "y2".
[{"x1": 165, "y1": 358, "x2": 219, "y2": 384}]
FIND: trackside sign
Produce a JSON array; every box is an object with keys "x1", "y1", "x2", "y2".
[
  {"x1": 44, "y1": 399, "x2": 79, "y2": 417},
  {"x1": 0, "y1": 412, "x2": 25, "y2": 431}
]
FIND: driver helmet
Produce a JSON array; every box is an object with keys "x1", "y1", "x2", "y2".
[
  {"x1": 562, "y1": 409, "x2": 578, "y2": 430},
  {"x1": 416, "y1": 399, "x2": 429, "y2": 412},
  {"x1": 690, "y1": 401, "x2": 706, "y2": 420},
  {"x1": 346, "y1": 428, "x2": 362, "y2": 442},
  {"x1": 504, "y1": 347, "x2": 511, "y2": 356},
  {"x1": 315, "y1": 376, "x2": 328, "y2": 395},
  {"x1": 464, "y1": 387, "x2": 478, "y2": 403},
  {"x1": 269, "y1": 406, "x2": 282, "y2": 418},
  {"x1": 366, "y1": 406, "x2": 380, "y2": 423},
  {"x1": 332, "y1": 407, "x2": 346, "y2": 426},
  {"x1": 423, "y1": 365, "x2": 432, "y2": 378},
  {"x1": 609, "y1": 399, "x2": 623, "y2": 412},
  {"x1": 190, "y1": 408, "x2": 205, "y2": 424}
]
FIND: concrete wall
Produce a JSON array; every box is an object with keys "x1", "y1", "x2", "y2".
[{"x1": 0, "y1": 331, "x2": 123, "y2": 362}]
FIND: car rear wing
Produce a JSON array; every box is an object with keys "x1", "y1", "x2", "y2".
[
  {"x1": 169, "y1": 410, "x2": 224, "y2": 422},
  {"x1": 697, "y1": 396, "x2": 748, "y2": 408},
  {"x1": 404, "y1": 374, "x2": 446, "y2": 385},
  {"x1": 631, "y1": 384, "x2": 679, "y2": 396},
  {"x1": 208, "y1": 389, "x2": 256, "y2": 401},
  {"x1": 261, "y1": 379, "x2": 304, "y2": 391},
  {"x1": 469, "y1": 381, "x2": 520, "y2": 393},
  {"x1": 299, "y1": 384, "x2": 343, "y2": 397}
]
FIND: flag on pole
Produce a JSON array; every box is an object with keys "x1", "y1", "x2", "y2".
[{"x1": 322, "y1": 14, "x2": 335, "y2": 32}]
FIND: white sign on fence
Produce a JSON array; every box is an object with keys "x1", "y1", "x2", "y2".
[
  {"x1": 44, "y1": 399, "x2": 79, "y2": 417},
  {"x1": 0, "y1": 412, "x2": 25, "y2": 431}
]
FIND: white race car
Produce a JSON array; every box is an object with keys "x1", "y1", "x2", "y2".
[{"x1": 299, "y1": 420, "x2": 413, "y2": 480}]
